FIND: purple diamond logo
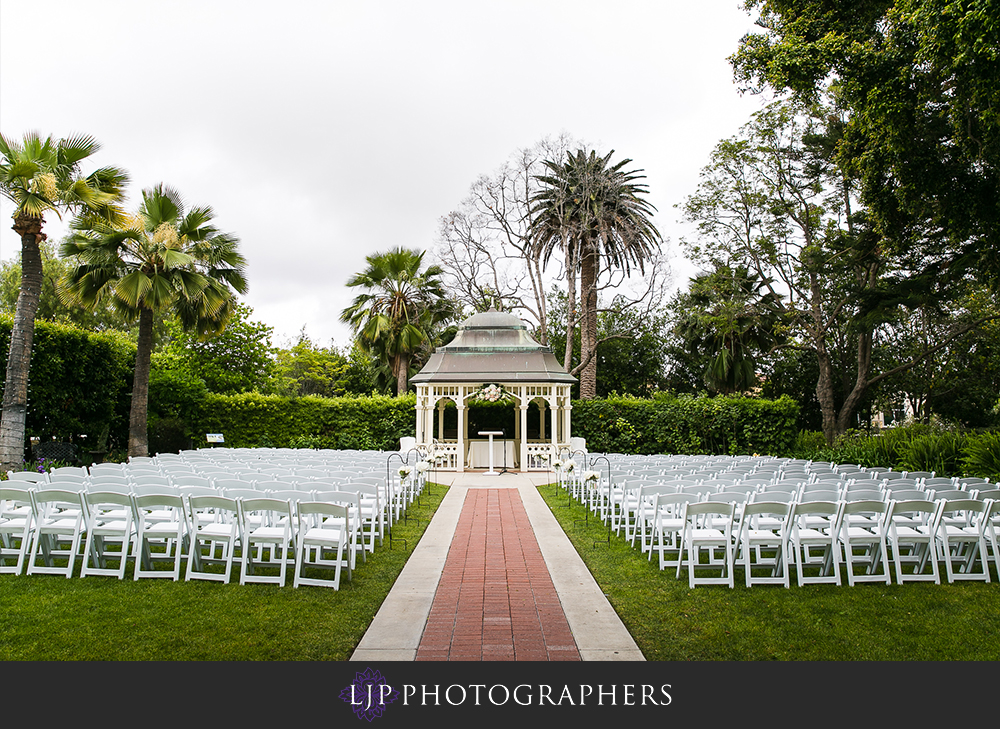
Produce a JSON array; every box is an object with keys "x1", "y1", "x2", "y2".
[{"x1": 340, "y1": 667, "x2": 400, "y2": 721}]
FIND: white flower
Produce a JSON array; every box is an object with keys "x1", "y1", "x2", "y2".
[
  {"x1": 583, "y1": 470, "x2": 601, "y2": 483},
  {"x1": 416, "y1": 461, "x2": 429, "y2": 472},
  {"x1": 563, "y1": 459, "x2": 576, "y2": 473},
  {"x1": 398, "y1": 465, "x2": 413, "y2": 478}
]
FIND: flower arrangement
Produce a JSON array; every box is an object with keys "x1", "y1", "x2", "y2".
[
  {"x1": 415, "y1": 461, "x2": 429, "y2": 473},
  {"x1": 583, "y1": 470, "x2": 600, "y2": 483},
  {"x1": 562, "y1": 459, "x2": 576, "y2": 473},
  {"x1": 398, "y1": 465, "x2": 413, "y2": 479},
  {"x1": 553, "y1": 459, "x2": 563, "y2": 471},
  {"x1": 474, "y1": 383, "x2": 509, "y2": 403}
]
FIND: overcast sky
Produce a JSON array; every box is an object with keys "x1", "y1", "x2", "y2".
[{"x1": 1, "y1": 0, "x2": 768, "y2": 348}]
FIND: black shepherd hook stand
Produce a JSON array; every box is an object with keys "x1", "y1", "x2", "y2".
[
  {"x1": 385, "y1": 448, "x2": 422, "y2": 550},
  {"x1": 569, "y1": 448, "x2": 592, "y2": 530},
  {"x1": 589, "y1": 454, "x2": 612, "y2": 547}
]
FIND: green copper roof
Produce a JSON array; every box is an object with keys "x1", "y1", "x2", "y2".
[{"x1": 411, "y1": 310, "x2": 577, "y2": 385}]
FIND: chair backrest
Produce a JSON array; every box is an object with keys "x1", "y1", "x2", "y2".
[
  {"x1": 886, "y1": 498, "x2": 941, "y2": 525},
  {"x1": 85, "y1": 490, "x2": 134, "y2": 510},
  {"x1": 840, "y1": 499, "x2": 888, "y2": 518},
  {"x1": 933, "y1": 490, "x2": 970, "y2": 502},
  {"x1": 798, "y1": 490, "x2": 841, "y2": 503},
  {"x1": 238, "y1": 497, "x2": 293, "y2": 529},
  {"x1": 752, "y1": 490, "x2": 797, "y2": 503},
  {"x1": 6, "y1": 471, "x2": 49, "y2": 484}
]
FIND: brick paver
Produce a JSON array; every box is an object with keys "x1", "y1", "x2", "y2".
[{"x1": 415, "y1": 488, "x2": 581, "y2": 661}]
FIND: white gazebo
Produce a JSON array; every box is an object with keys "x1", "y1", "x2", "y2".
[{"x1": 410, "y1": 309, "x2": 577, "y2": 472}]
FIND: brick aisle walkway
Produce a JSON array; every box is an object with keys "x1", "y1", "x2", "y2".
[{"x1": 415, "y1": 488, "x2": 581, "y2": 661}]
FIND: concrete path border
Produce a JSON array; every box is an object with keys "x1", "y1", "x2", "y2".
[{"x1": 351, "y1": 471, "x2": 644, "y2": 661}]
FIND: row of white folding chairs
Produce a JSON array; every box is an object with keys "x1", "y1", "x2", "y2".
[
  {"x1": 0, "y1": 486, "x2": 363, "y2": 588},
  {"x1": 643, "y1": 491, "x2": 1000, "y2": 588},
  {"x1": 629, "y1": 482, "x2": 1000, "y2": 555},
  {"x1": 11, "y1": 464, "x2": 423, "y2": 535}
]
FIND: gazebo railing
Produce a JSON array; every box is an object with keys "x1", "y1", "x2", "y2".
[
  {"x1": 526, "y1": 443, "x2": 555, "y2": 471},
  {"x1": 429, "y1": 442, "x2": 460, "y2": 471}
]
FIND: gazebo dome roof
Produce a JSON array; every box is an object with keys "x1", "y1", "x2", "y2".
[{"x1": 411, "y1": 309, "x2": 577, "y2": 385}]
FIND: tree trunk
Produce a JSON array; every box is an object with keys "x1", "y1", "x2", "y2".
[
  {"x1": 563, "y1": 252, "x2": 577, "y2": 374},
  {"x1": 815, "y1": 344, "x2": 839, "y2": 447},
  {"x1": 129, "y1": 307, "x2": 155, "y2": 458},
  {"x1": 395, "y1": 354, "x2": 409, "y2": 397},
  {"x1": 0, "y1": 215, "x2": 46, "y2": 471},
  {"x1": 579, "y1": 250, "x2": 598, "y2": 399}
]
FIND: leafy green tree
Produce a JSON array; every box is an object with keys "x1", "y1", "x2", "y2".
[
  {"x1": 673, "y1": 265, "x2": 787, "y2": 394},
  {"x1": 61, "y1": 184, "x2": 248, "y2": 457},
  {"x1": 340, "y1": 247, "x2": 455, "y2": 396},
  {"x1": 547, "y1": 287, "x2": 672, "y2": 398},
  {"x1": 270, "y1": 330, "x2": 348, "y2": 398},
  {"x1": 528, "y1": 149, "x2": 663, "y2": 399},
  {"x1": 732, "y1": 0, "x2": 1000, "y2": 283},
  {"x1": 159, "y1": 302, "x2": 274, "y2": 394},
  {"x1": 0, "y1": 238, "x2": 130, "y2": 331},
  {"x1": 681, "y1": 99, "x2": 994, "y2": 443},
  {"x1": 0, "y1": 131, "x2": 128, "y2": 469}
]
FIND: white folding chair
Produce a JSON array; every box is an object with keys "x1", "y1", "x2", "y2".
[
  {"x1": 886, "y1": 498, "x2": 944, "y2": 584},
  {"x1": 294, "y1": 502, "x2": 353, "y2": 590},
  {"x1": 737, "y1": 500, "x2": 792, "y2": 588},
  {"x1": 0, "y1": 486, "x2": 35, "y2": 574},
  {"x1": 838, "y1": 500, "x2": 892, "y2": 585},
  {"x1": 676, "y1": 501, "x2": 735, "y2": 588},
  {"x1": 81, "y1": 491, "x2": 136, "y2": 579},
  {"x1": 934, "y1": 498, "x2": 991, "y2": 583},
  {"x1": 186, "y1": 495, "x2": 241, "y2": 583},
  {"x1": 27, "y1": 489, "x2": 87, "y2": 578},
  {"x1": 131, "y1": 493, "x2": 190, "y2": 581},
  {"x1": 787, "y1": 500, "x2": 843, "y2": 586},
  {"x1": 238, "y1": 497, "x2": 293, "y2": 586}
]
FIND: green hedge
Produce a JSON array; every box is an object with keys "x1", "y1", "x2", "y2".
[
  {"x1": 0, "y1": 315, "x2": 135, "y2": 452},
  {"x1": 189, "y1": 392, "x2": 417, "y2": 451},
  {"x1": 571, "y1": 393, "x2": 800, "y2": 456}
]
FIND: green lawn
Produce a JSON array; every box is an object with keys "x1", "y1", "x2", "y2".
[
  {"x1": 538, "y1": 483, "x2": 1000, "y2": 660},
  {"x1": 0, "y1": 485, "x2": 447, "y2": 661}
]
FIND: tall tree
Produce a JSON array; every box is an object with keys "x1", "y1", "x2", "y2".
[
  {"x1": 528, "y1": 149, "x2": 663, "y2": 398},
  {"x1": 0, "y1": 131, "x2": 128, "y2": 470},
  {"x1": 731, "y1": 0, "x2": 1000, "y2": 283},
  {"x1": 436, "y1": 135, "x2": 580, "y2": 341},
  {"x1": 340, "y1": 247, "x2": 454, "y2": 396},
  {"x1": 681, "y1": 99, "x2": 996, "y2": 443},
  {"x1": 61, "y1": 184, "x2": 248, "y2": 457},
  {"x1": 673, "y1": 265, "x2": 788, "y2": 394}
]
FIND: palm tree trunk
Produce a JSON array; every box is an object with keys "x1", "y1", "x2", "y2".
[
  {"x1": 129, "y1": 307, "x2": 154, "y2": 458},
  {"x1": 0, "y1": 215, "x2": 45, "y2": 471},
  {"x1": 579, "y1": 250, "x2": 598, "y2": 399},
  {"x1": 396, "y1": 354, "x2": 409, "y2": 397}
]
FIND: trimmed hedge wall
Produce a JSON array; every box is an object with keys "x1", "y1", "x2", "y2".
[
  {"x1": 0, "y1": 315, "x2": 135, "y2": 452},
  {"x1": 182, "y1": 391, "x2": 799, "y2": 456},
  {"x1": 0, "y1": 314, "x2": 802, "y2": 458},
  {"x1": 571, "y1": 394, "x2": 801, "y2": 456},
  {"x1": 190, "y1": 392, "x2": 417, "y2": 451}
]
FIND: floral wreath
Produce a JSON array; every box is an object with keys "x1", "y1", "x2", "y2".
[{"x1": 473, "y1": 383, "x2": 511, "y2": 403}]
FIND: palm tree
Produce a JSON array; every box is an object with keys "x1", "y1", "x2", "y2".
[
  {"x1": 340, "y1": 248, "x2": 454, "y2": 396},
  {"x1": 0, "y1": 131, "x2": 128, "y2": 470},
  {"x1": 61, "y1": 184, "x2": 247, "y2": 457},
  {"x1": 528, "y1": 149, "x2": 661, "y2": 398}
]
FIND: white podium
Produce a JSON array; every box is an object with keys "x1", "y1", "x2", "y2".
[{"x1": 477, "y1": 431, "x2": 504, "y2": 475}]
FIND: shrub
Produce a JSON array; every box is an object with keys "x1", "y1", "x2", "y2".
[{"x1": 962, "y1": 431, "x2": 1000, "y2": 479}]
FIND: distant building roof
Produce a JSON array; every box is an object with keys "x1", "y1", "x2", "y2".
[{"x1": 411, "y1": 309, "x2": 577, "y2": 385}]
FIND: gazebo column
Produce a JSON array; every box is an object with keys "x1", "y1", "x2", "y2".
[
  {"x1": 519, "y1": 401, "x2": 528, "y2": 472},
  {"x1": 539, "y1": 400, "x2": 546, "y2": 441},
  {"x1": 457, "y1": 400, "x2": 466, "y2": 472},
  {"x1": 437, "y1": 400, "x2": 445, "y2": 441}
]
